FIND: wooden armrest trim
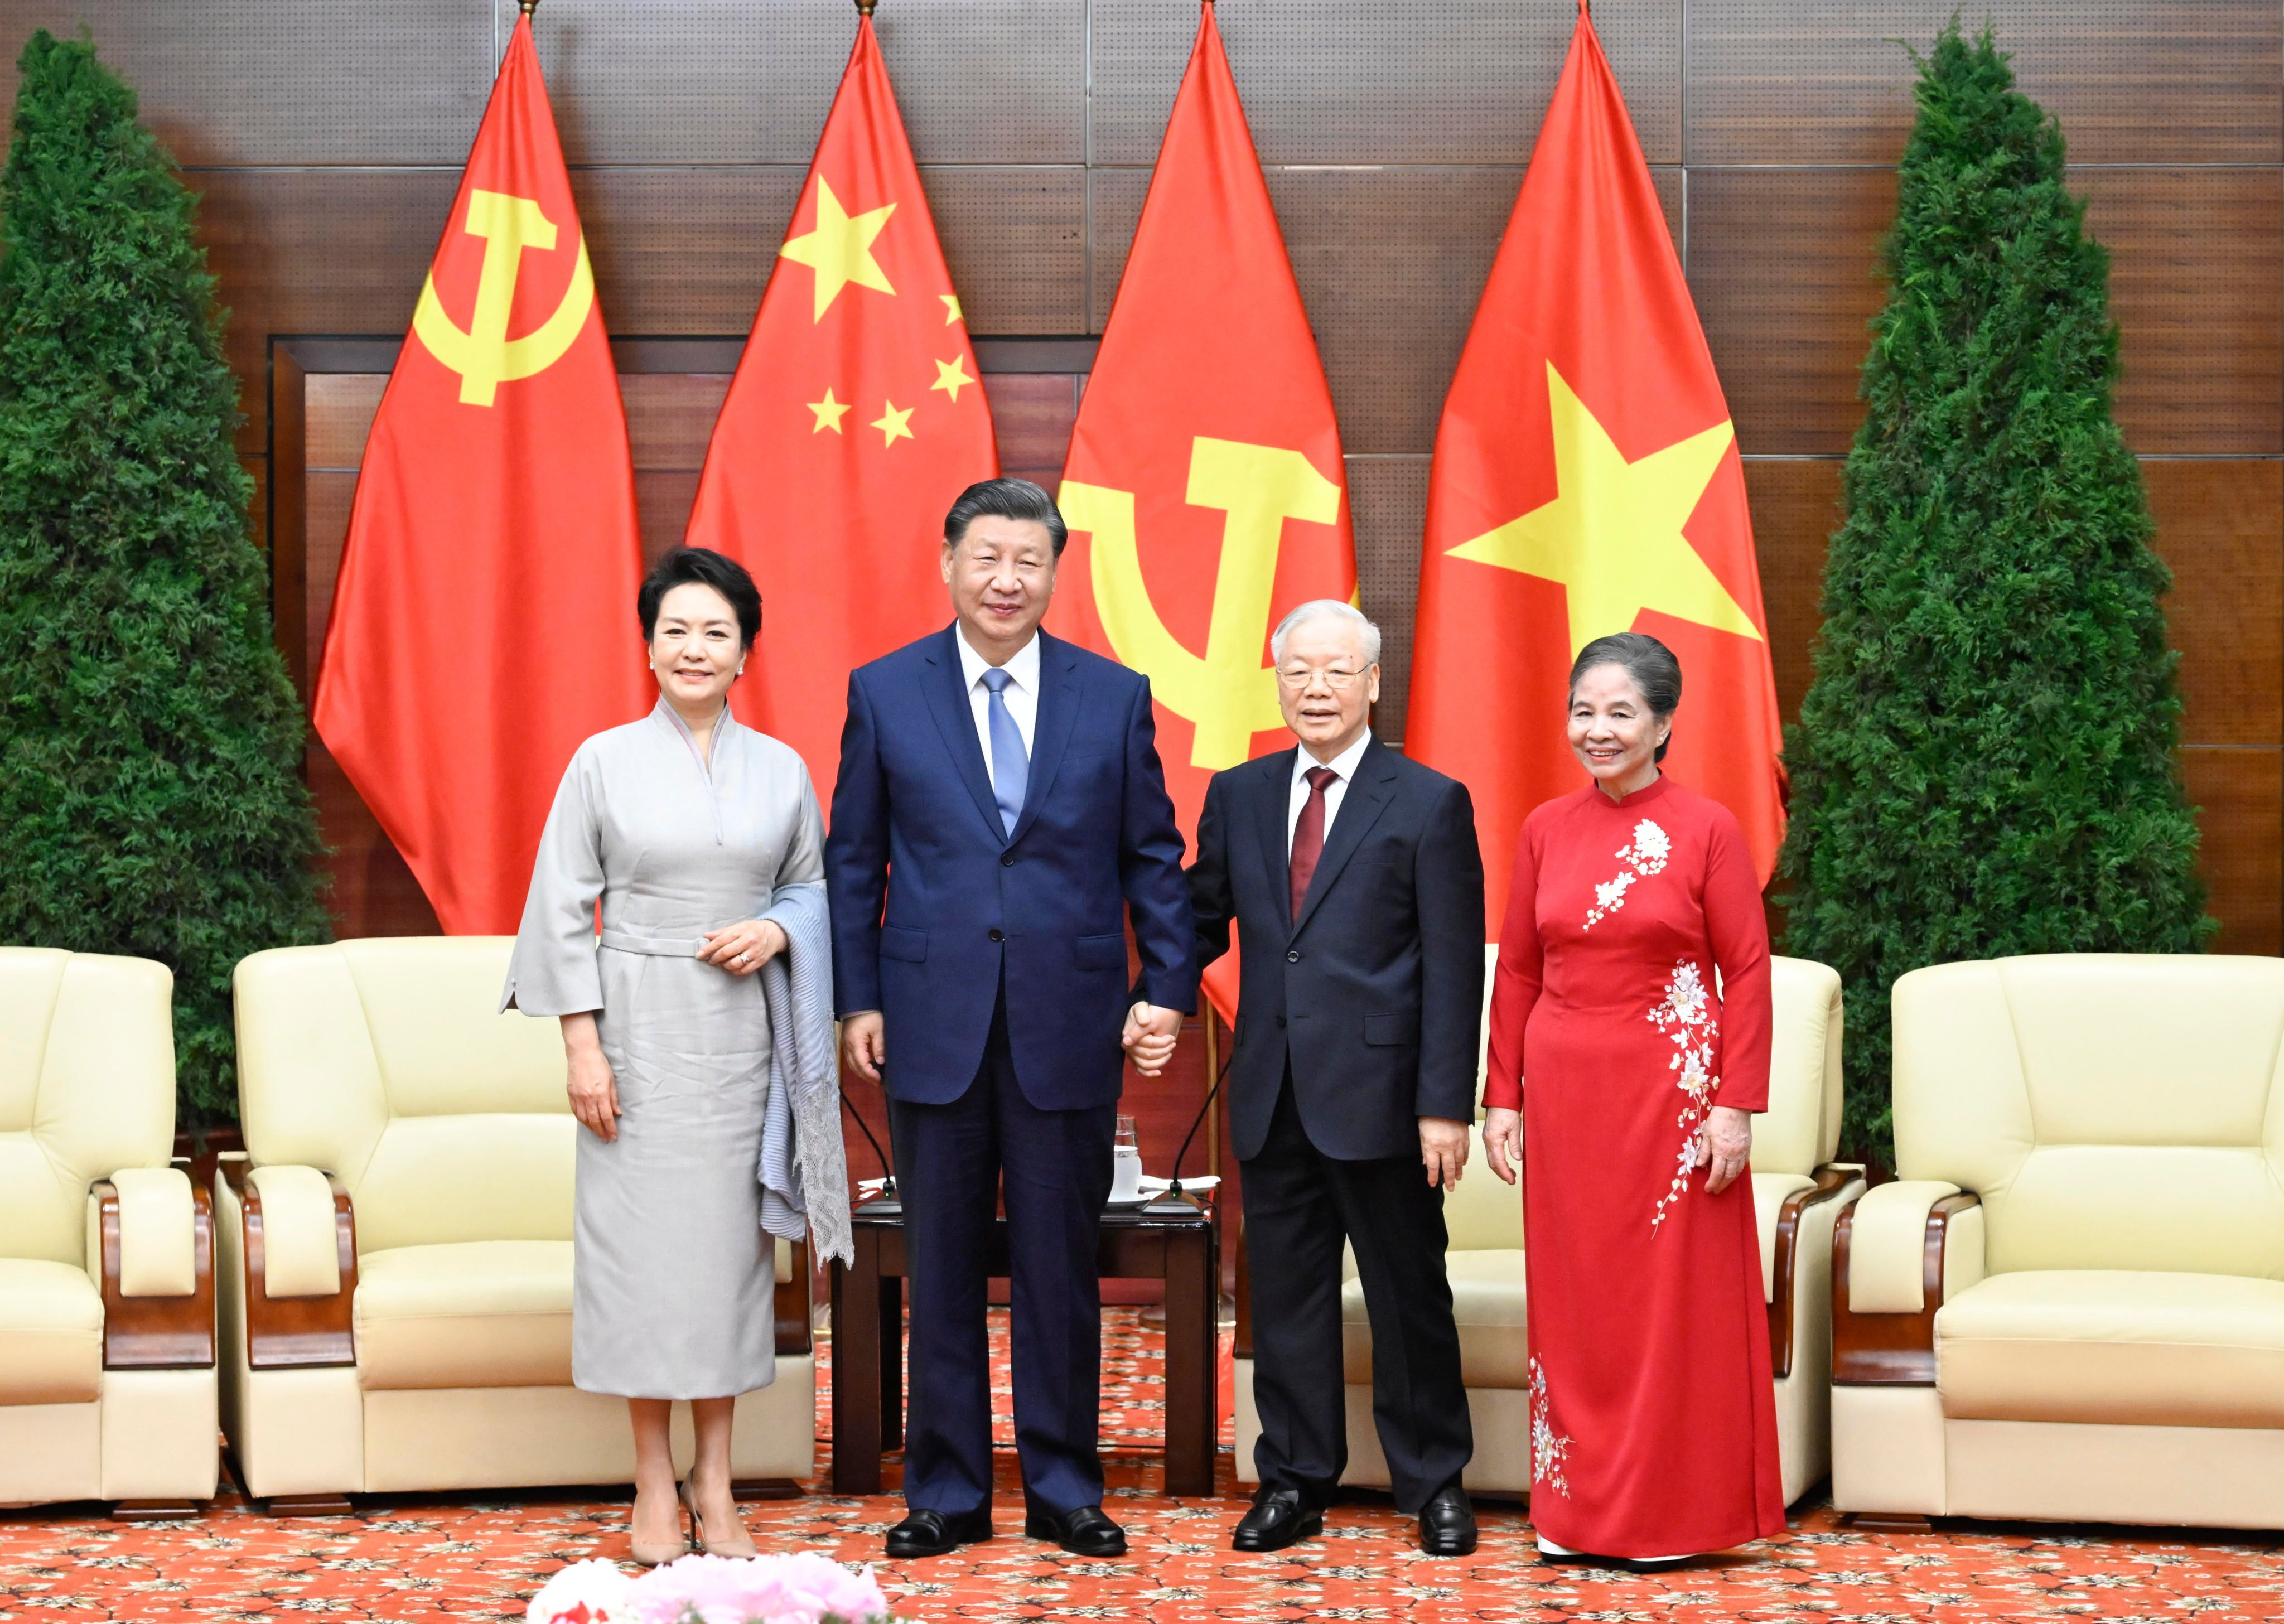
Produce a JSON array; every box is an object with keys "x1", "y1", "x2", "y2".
[
  {"x1": 98, "y1": 1178, "x2": 216, "y2": 1369},
  {"x1": 224, "y1": 1161, "x2": 358, "y2": 1369},
  {"x1": 1831, "y1": 1189, "x2": 1979, "y2": 1385},
  {"x1": 1765, "y1": 1165, "x2": 1856, "y2": 1380},
  {"x1": 775, "y1": 1239, "x2": 812, "y2": 1356}
]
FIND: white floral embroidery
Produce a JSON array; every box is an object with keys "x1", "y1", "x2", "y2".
[
  {"x1": 1647, "y1": 958, "x2": 1721, "y2": 1233},
  {"x1": 1529, "y1": 1357, "x2": 1572, "y2": 1496},
  {"x1": 1583, "y1": 819, "x2": 1670, "y2": 930}
]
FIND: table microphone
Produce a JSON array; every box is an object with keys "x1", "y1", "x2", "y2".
[
  {"x1": 839, "y1": 1086, "x2": 902, "y2": 1216},
  {"x1": 1139, "y1": 1047, "x2": 1231, "y2": 1217}
]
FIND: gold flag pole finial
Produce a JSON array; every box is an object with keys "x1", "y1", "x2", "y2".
[
  {"x1": 856, "y1": 0, "x2": 878, "y2": 16},
  {"x1": 519, "y1": 0, "x2": 539, "y2": 17}
]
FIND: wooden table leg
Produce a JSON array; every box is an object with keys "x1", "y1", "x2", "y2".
[
  {"x1": 1161, "y1": 1225, "x2": 1216, "y2": 1497},
  {"x1": 881, "y1": 1270, "x2": 904, "y2": 1453},
  {"x1": 831, "y1": 1229, "x2": 885, "y2": 1495}
]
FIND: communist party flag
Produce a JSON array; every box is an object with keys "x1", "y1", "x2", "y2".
[
  {"x1": 1408, "y1": 0, "x2": 1784, "y2": 932},
  {"x1": 685, "y1": 12, "x2": 996, "y2": 791},
  {"x1": 314, "y1": 13, "x2": 645, "y2": 934},
  {"x1": 1050, "y1": 0, "x2": 1355, "y2": 1019}
]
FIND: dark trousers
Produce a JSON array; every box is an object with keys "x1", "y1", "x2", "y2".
[
  {"x1": 1242, "y1": 1075, "x2": 1472, "y2": 1514},
  {"x1": 887, "y1": 988, "x2": 1116, "y2": 1517}
]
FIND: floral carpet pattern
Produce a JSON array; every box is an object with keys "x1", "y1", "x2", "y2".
[{"x1": 3, "y1": 1311, "x2": 2278, "y2": 1622}]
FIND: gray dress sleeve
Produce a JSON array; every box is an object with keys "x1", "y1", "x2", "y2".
[
  {"x1": 767, "y1": 768, "x2": 827, "y2": 896},
  {"x1": 501, "y1": 744, "x2": 608, "y2": 1016}
]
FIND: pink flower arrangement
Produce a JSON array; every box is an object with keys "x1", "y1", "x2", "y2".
[{"x1": 527, "y1": 1553, "x2": 898, "y2": 1624}]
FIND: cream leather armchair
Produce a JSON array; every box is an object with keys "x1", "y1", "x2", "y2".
[
  {"x1": 1832, "y1": 953, "x2": 2284, "y2": 1531},
  {"x1": 224, "y1": 939, "x2": 813, "y2": 1511},
  {"x1": 0, "y1": 948, "x2": 218, "y2": 1514},
  {"x1": 1234, "y1": 950, "x2": 1858, "y2": 1504}
]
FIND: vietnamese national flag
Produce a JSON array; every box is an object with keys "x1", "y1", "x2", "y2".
[
  {"x1": 1050, "y1": 0, "x2": 1355, "y2": 1021},
  {"x1": 1408, "y1": 0, "x2": 1784, "y2": 933},
  {"x1": 314, "y1": 15, "x2": 645, "y2": 935},
  {"x1": 685, "y1": 13, "x2": 996, "y2": 792}
]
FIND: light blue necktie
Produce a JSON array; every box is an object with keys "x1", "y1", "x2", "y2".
[{"x1": 981, "y1": 666, "x2": 1028, "y2": 838}]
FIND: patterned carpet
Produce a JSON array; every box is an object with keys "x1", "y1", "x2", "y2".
[{"x1": 4, "y1": 1310, "x2": 2280, "y2": 1622}]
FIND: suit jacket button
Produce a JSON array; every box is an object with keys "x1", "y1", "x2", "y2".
[
  {"x1": 989, "y1": 928, "x2": 1005, "y2": 942},
  {"x1": 1285, "y1": 949, "x2": 1300, "y2": 963},
  {"x1": 1001, "y1": 853, "x2": 1015, "y2": 866}
]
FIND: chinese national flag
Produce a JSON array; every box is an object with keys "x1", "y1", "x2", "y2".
[
  {"x1": 1050, "y1": 0, "x2": 1355, "y2": 1021},
  {"x1": 685, "y1": 14, "x2": 996, "y2": 791},
  {"x1": 1408, "y1": 0, "x2": 1784, "y2": 933},
  {"x1": 314, "y1": 16, "x2": 645, "y2": 934}
]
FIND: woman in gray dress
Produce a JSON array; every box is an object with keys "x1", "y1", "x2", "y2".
[{"x1": 504, "y1": 546, "x2": 838, "y2": 1564}]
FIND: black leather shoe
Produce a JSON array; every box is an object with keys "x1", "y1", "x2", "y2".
[
  {"x1": 1232, "y1": 1487, "x2": 1323, "y2": 1552},
  {"x1": 885, "y1": 1506, "x2": 993, "y2": 1558},
  {"x1": 1418, "y1": 1487, "x2": 1477, "y2": 1557},
  {"x1": 1023, "y1": 1504, "x2": 1127, "y2": 1557}
]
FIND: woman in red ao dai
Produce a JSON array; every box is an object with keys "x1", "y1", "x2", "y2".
[{"x1": 1481, "y1": 632, "x2": 1785, "y2": 1563}]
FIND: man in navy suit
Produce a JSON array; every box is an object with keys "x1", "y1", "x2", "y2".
[{"x1": 827, "y1": 477, "x2": 1197, "y2": 1559}]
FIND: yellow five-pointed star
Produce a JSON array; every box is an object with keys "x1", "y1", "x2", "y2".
[
  {"x1": 807, "y1": 386, "x2": 851, "y2": 434},
  {"x1": 940, "y1": 294, "x2": 964, "y2": 326},
  {"x1": 931, "y1": 355, "x2": 974, "y2": 403},
  {"x1": 778, "y1": 179, "x2": 896, "y2": 322},
  {"x1": 871, "y1": 400, "x2": 915, "y2": 447},
  {"x1": 1448, "y1": 362, "x2": 1761, "y2": 654}
]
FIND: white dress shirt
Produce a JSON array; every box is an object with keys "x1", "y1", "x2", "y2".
[
  {"x1": 1287, "y1": 730, "x2": 1373, "y2": 854},
  {"x1": 955, "y1": 625, "x2": 1040, "y2": 792}
]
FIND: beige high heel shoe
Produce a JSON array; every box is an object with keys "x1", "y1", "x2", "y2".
[
  {"x1": 628, "y1": 1482, "x2": 691, "y2": 1568},
  {"x1": 680, "y1": 1477, "x2": 759, "y2": 1559}
]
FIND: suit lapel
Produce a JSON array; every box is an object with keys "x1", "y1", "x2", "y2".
[
  {"x1": 1293, "y1": 737, "x2": 1399, "y2": 936},
  {"x1": 921, "y1": 625, "x2": 1008, "y2": 842},
  {"x1": 1006, "y1": 632, "x2": 1081, "y2": 847},
  {"x1": 1254, "y1": 748, "x2": 1299, "y2": 932}
]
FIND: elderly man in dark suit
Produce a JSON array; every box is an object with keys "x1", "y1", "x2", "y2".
[
  {"x1": 1187, "y1": 598, "x2": 1485, "y2": 1557},
  {"x1": 827, "y1": 477, "x2": 1197, "y2": 1561}
]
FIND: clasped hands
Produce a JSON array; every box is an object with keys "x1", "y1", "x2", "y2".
[
  {"x1": 1120, "y1": 1002, "x2": 1182, "y2": 1076},
  {"x1": 698, "y1": 918, "x2": 787, "y2": 977}
]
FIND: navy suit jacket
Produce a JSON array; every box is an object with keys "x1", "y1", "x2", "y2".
[
  {"x1": 825, "y1": 625, "x2": 1199, "y2": 1110},
  {"x1": 1188, "y1": 737, "x2": 1486, "y2": 1161}
]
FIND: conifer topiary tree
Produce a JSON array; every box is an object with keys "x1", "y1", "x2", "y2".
[
  {"x1": 1778, "y1": 21, "x2": 2212, "y2": 1162},
  {"x1": 0, "y1": 31, "x2": 329, "y2": 1125}
]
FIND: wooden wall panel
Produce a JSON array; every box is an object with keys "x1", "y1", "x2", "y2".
[
  {"x1": 926, "y1": 167, "x2": 1089, "y2": 335},
  {"x1": 569, "y1": 169, "x2": 799, "y2": 334},
  {"x1": 1688, "y1": 167, "x2": 1895, "y2": 455},
  {"x1": 2147, "y1": 459, "x2": 2284, "y2": 748},
  {"x1": 987, "y1": 373, "x2": 1082, "y2": 490},
  {"x1": 1687, "y1": 0, "x2": 2284, "y2": 167},
  {"x1": 0, "y1": 1, "x2": 490, "y2": 166},
  {"x1": 1091, "y1": 0, "x2": 1682, "y2": 167},
  {"x1": 513, "y1": 0, "x2": 1085, "y2": 167},
  {"x1": 2180, "y1": 747, "x2": 2284, "y2": 955},
  {"x1": 1742, "y1": 458, "x2": 1844, "y2": 725},
  {"x1": 2075, "y1": 167, "x2": 2284, "y2": 455},
  {"x1": 1350, "y1": 456, "x2": 1431, "y2": 741}
]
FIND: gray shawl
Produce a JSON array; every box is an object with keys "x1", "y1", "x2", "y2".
[{"x1": 756, "y1": 880, "x2": 852, "y2": 1266}]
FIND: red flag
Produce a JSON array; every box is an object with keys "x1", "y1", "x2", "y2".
[
  {"x1": 1049, "y1": 0, "x2": 1356, "y2": 1020},
  {"x1": 314, "y1": 16, "x2": 645, "y2": 935},
  {"x1": 685, "y1": 15, "x2": 996, "y2": 792},
  {"x1": 1408, "y1": 0, "x2": 1784, "y2": 932}
]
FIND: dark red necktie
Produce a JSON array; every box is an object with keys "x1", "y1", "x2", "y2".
[{"x1": 1290, "y1": 766, "x2": 1339, "y2": 921}]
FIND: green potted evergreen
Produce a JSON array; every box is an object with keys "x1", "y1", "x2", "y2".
[
  {"x1": 0, "y1": 31, "x2": 329, "y2": 1126},
  {"x1": 1778, "y1": 22, "x2": 2212, "y2": 1163}
]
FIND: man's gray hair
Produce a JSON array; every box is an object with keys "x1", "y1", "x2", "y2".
[{"x1": 1269, "y1": 598, "x2": 1382, "y2": 668}]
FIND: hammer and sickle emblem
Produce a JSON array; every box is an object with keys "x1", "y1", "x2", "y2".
[
  {"x1": 1062, "y1": 437, "x2": 1344, "y2": 770},
  {"x1": 412, "y1": 188, "x2": 597, "y2": 407}
]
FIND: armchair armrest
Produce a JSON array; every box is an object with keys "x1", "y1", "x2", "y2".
[
  {"x1": 92, "y1": 1167, "x2": 216, "y2": 1369},
  {"x1": 1832, "y1": 1181, "x2": 1983, "y2": 1385},
  {"x1": 774, "y1": 1238, "x2": 812, "y2": 1356},
  {"x1": 1765, "y1": 1164, "x2": 1861, "y2": 1379},
  {"x1": 221, "y1": 1161, "x2": 358, "y2": 1369}
]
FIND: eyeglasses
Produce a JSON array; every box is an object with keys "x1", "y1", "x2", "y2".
[{"x1": 1276, "y1": 665, "x2": 1369, "y2": 691}]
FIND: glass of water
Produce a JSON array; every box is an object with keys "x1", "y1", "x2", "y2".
[{"x1": 1111, "y1": 1114, "x2": 1143, "y2": 1202}]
